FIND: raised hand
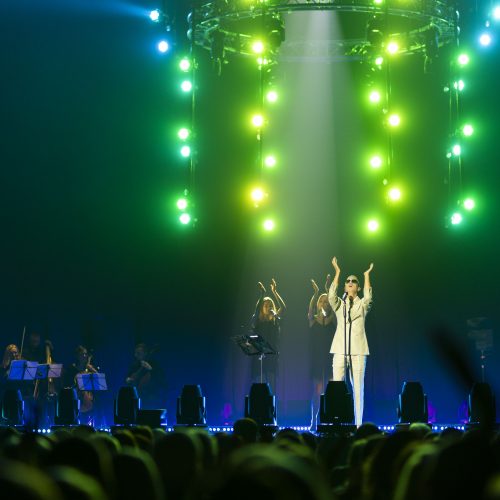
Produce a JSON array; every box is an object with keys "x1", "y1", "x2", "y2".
[
  {"x1": 324, "y1": 274, "x2": 331, "y2": 291},
  {"x1": 364, "y1": 263, "x2": 374, "y2": 275},
  {"x1": 332, "y1": 257, "x2": 341, "y2": 274},
  {"x1": 311, "y1": 279, "x2": 319, "y2": 294},
  {"x1": 270, "y1": 278, "x2": 277, "y2": 293},
  {"x1": 258, "y1": 281, "x2": 266, "y2": 293}
]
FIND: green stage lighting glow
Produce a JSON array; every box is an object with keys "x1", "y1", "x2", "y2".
[
  {"x1": 266, "y1": 90, "x2": 278, "y2": 103},
  {"x1": 180, "y1": 145, "x2": 191, "y2": 157},
  {"x1": 451, "y1": 212, "x2": 463, "y2": 225},
  {"x1": 179, "y1": 58, "x2": 191, "y2": 72},
  {"x1": 252, "y1": 114, "x2": 265, "y2": 127},
  {"x1": 369, "y1": 90, "x2": 382, "y2": 103},
  {"x1": 454, "y1": 80, "x2": 465, "y2": 91},
  {"x1": 374, "y1": 0, "x2": 383, "y2": 4},
  {"x1": 375, "y1": 56, "x2": 384, "y2": 66},
  {"x1": 388, "y1": 114, "x2": 401, "y2": 127},
  {"x1": 177, "y1": 198, "x2": 188, "y2": 210},
  {"x1": 181, "y1": 80, "x2": 192, "y2": 92},
  {"x1": 179, "y1": 213, "x2": 191, "y2": 225},
  {"x1": 251, "y1": 187, "x2": 265, "y2": 202},
  {"x1": 178, "y1": 128, "x2": 190, "y2": 140},
  {"x1": 252, "y1": 41, "x2": 265, "y2": 54},
  {"x1": 264, "y1": 155, "x2": 276, "y2": 168},
  {"x1": 367, "y1": 219, "x2": 379, "y2": 232},
  {"x1": 463, "y1": 198, "x2": 475, "y2": 210},
  {"x1": 387, "y1": 41, "x2": 399, "y2": 54},
  {"x1": 388, "y1": 187, "x2": 402, "y2": 201},
  {"x1": 457, "y1": 53, "x2": 470, "y2": 66},
  {"x1": 452, "y1": 144, "x2": 461, "y2": 156},
  {"x1": 370, "y1": 155, "x2": 383, "y2": 169},
  {"x1": 463, "y1": 124, "x2": 474, "y2": 136},
  {"x1": 263, "y1": 219, "x2": 275, "y2": 231}
]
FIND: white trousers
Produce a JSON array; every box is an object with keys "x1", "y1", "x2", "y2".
[{"x1": 332, "y1": 354, "x2": 367, "y2": 427}]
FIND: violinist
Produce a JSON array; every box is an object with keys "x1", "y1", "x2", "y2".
[{"x1": 125, "y1": 343, "x2": 166, "y2": 408}]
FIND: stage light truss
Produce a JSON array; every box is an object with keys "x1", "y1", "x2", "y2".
[{"x1": 190, "y1": 0, "x2": 457, "y2": 59}]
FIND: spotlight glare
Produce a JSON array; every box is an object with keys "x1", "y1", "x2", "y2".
[
  {"x1": 388, "y1": 187, "x2": 402, "y2": 201},
  {"x1": 180, "y1": 145, "x2": 191, "y2": 158},
  {"x1": 369, "y1": 90, "x2": 382, "y2": 103},
  {"x1": 179, "y1": 213, "x2": 191, "y2": 225},
  {"x1": 374, "y1": 0, "x2": 383, "y2": 4},
  {"x1": 374, "y1": 56, "x2": 384, "y2": 66},
  {"x1": 178, "y1": 128, "x2": 190, "y2": 140},
  {"x1": 264, "y1": 155, "x2": 276, "y2": 168},
  {"x1": 452, "y1": 144, "x2": 461, "y2": 156},
  {"x1": 251, "y1": 187, "x2": 265, "y2": 203},
  {"x1": 479, "y1": 32, "x2": 492, "y2": 46},
  {"x1": 252, "y1": 40, "x2": 265, "y2": 54},
  {"x1": 158, "y1": 40, "x2": 169, "y2": 53},
  {"x1": 463, "y1": 198, "x2": 475, "y2": 210},
  {"x1": 370, "y1": 155, "x2": 383, "y2": 169},
  {"x1": 387, "y1": 41, "x2": 399, "y2": 54},
  {"x1": 179, "y1": 58, "x2": 191, "y2": 72},
  {"x1": 457, "y1": 53, "x2": 470, "y2": 66},
  {"x1": 494, "y1": 6, "x2": 500, "y2": 21},
  {"x1": 266, "y1": 90, "x2": 278, "y2": 103},
  {"x1": 251, "y1": 114, "x2": 265, "y2": 127},
  {"x1": 181, "y1": 80, "x2": 193, "y2": 92},
  {"x1": 388, "y1": 114, "x2": 401, "y2": 127},
  {"x1": 177, "y1": 198, "x2": 188, "y2": 210},
  {"x1": 149, "y1": 9, "x2": 160, "y2": 22},
  {"x1": 462, "y1": 124, "x2": 474, "y2": 137},
  {"x1": 454, "y1": 80, "x2": 465, "y2": 91},
  {"x1": 263, "y1": 219, "x2": 275, "y2": 231},
  {"x1": 451, "y1": 212, "x2": 463, "y2": 225},
  {"x1": 367, "y1": 219, "x2": 380, "y2": 232}
]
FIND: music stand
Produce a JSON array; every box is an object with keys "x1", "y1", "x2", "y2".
[
  {"x1": 232, "y1": 335, "x2": 277, "y2": 383},
  {"x1": 8, "y1": 360, "x2": 38, "y2": 381},
  {"x1": 76, "y1": 373, "x2": 108, "y2": 392},
  {"x1": 35, "y1": 363, "x2": 63, "y2": 379}
]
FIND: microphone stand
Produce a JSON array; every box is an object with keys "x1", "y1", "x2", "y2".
[
  {"x1": 348, "y1": 299, "x2": 354, "y2": 387},
  {"x1": 343, "y1": 298, "x2": 348, "y2": 386}
]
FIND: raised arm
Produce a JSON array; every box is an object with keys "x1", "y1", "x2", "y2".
[
  {"x1": 251, "y1": 282, "x2": 266, "y2": 327},
  {"x1": 308, "y1": 279, "x2": 320, "y2": 326},
  {"x1": 362, "y1": 262, "x2": 374, "y2": 309},
  {"x1": 324, "y1": 274, "x2": 331, "y2": 293},
  {"x1": 270, "y1": 278, "x2": 286, "y2": 315},
  {"x1": 328, "y1": 256, "x2": 342, "y2": 311}
]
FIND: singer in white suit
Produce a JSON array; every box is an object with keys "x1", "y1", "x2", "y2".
[{"x1": 328, "y1": 257, "x2": 373, "y2": 427}]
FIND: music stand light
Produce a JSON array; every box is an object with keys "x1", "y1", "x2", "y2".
[{"x1": 176, "y1": 385, "x2": 206, "y2": 426}]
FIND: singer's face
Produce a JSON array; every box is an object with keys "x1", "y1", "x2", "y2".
[
  {"x1": 344, "y1": 275, "x2": 360, "y2": 296},
  {"x1": 262, "y1": 300, "x2": 273, "y2": 315}
]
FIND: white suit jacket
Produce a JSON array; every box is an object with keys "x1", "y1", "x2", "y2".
[{"x1": 328, "y1": 282, "x2": 372, "y2": 355}]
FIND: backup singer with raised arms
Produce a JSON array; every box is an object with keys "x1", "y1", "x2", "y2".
[{"x1": 328, "y1": 256, "x2": 373, "y2": 427}]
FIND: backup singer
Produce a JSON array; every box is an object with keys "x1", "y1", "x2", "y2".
[{"x1": 328, "y1": 257, "x2": 373, "y2": 427}]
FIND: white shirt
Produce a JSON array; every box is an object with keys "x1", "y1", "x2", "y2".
[{"x1": 328, "y1": 282, "x2": 372, "y2": 355}]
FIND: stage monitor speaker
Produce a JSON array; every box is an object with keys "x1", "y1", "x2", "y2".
[
  {"x1": 176, "y1": 385, "x2": 206, "y2": 425},
  {"x1": 1, "y1": 389, "x2": 24, "y2": 425},
  {"x1": 319, "y1": 381, "x2": 354, "y2": 424},
  {"x1": 245, "y1": 382, "x2": 277, "y2": 425},
  {"x1": 55, "y1": 388, "x2": 80, "y2": 426},
  {"x1": 397, "y1": 381, "x2": 428, "y2": 423},
  {"x1": 468, "y1": 382, "x2": 496, "y2": 425},
  {"x1": 114, "y1": 386, "x2": 140, "y2": 425}
]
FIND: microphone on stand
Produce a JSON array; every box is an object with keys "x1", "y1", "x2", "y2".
[
  {"x1": 341, "y1": 291, "x2": 348, "y2": 302},
  {"x1": 321, "y1": 307, "x2": 327, "y2": 317}
]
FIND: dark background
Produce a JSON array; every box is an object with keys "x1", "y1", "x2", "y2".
[{"x1": 1, "y1": 0, "x2": 499, "y2": 426}]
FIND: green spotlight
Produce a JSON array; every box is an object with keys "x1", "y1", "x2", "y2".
[
  {"x1": 463, "y1": 124, "x2": 474, "y2": 137},
  {"x1": 263, "y1": 219, "x2": 275, "y2": 231},
  {"x1": 386, "y1": 41, "x2": 399, "y2": 54},
  {"x1": 177, "y1": 198, "x2": 188, "y2": 210},
  {"x1": 457, "y1": 53, "x2": 470, "y2": 66},
  {"x1": 451, "y1": 212, "x2": 463, "y2": 225},
  {"x1": 388, "y1": 114, "x2": 401, "y2": 127},
  {"x1": 181, "y1": 80, "x2": 193, "y2": 92},
  {"x1": 370, "y1": 155, "x2": 383, "y2": 169},
  {"x1": 373, "y1": 0, "x2": 383, "y2": 4},
  {"x1": 453, "y1": 80, "x2": 465, "y2": 91},
  {"x1": 369, "y1": 90, "x2": 382, "y2": 104},
  {"x1": 251, "y1": 187, "x2": 265, "y2": 203},
  {"x1": 251, "y1": 114, "x2": 265, "y2": 127},
  {"x1": 179, "y1": 213, "x2": 191, "y2": 225},
  {"x1": 463, "y1": 198, "x2": 475, "y2": 210},
  {"x1": 266, "y1": 90, "x2": 278, "y2": 103},
  {"x1": 374, "y1": 56, "x2": 384, "y2": 66},
  {"x1": 178, "y1": 128, "x2": 190, "y2": 140},
  {"x1": 388, "y1": 187, "x2": 402, "y2": 201},
  {"x1": 180, "y1": 145, "x2": 191, "y2": 158},
  {"x1": 252, "y1": 40, "x2": 265, "y2": 54},
  {"x1": 256, "y1": 57, "x2": 269, "y2": 66},
  {"x1": 264, "y1": 155, "x2": 276, "y2": 168},
  {"x1": 367, "y1": 219, "x2": 380, "y2": 232},
  {"x1": 179, "y1": 58, "x2": 191, "y2": 72},
  {"x1": 452, "y1": 144, "x2": 461, "y2": 156}
]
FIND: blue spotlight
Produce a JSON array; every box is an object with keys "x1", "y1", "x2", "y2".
[
  {"x1": 158, "y1": 40, "x2": 169, "y2": 53},
  {"x1": 479, "y1": 32, "x2": 492, "y2": 46},
  {"x1": 149, "y1": 9, "x2": 161, "y2": 22}
]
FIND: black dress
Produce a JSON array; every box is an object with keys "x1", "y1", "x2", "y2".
[{"x1": 310, "y1": 317, "x2": 335, "y2": 385}]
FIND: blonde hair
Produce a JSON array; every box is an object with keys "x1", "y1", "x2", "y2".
[
  {"x1": 2, "y1": 344, "x2": 19, "y2": 370},
  {"x1": 259, "y1": 297, "x2": 277, "y2": 320}
]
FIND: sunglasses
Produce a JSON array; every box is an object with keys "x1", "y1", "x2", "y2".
[{"x1": 345, "y1": 279, "x2": 358, "y2": 284}]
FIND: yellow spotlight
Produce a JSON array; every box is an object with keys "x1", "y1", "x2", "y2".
[
  {"x1": 251, "y1": 114, "x2": 265, "y2": 127},
  {"x1": 264, "y1": 155, "x2": 277, "y2": 168},
  {"x1": 388, "y1": 187, "x2": 402, "y2": 201},
  {"x1": 266, "y1": 90, "x2": 278, "y2": 103},
  {"x1": 388, "y1": 114, "x2": 401, "y2": 127},
  {"x1": 251, "y1": 187, "x2": 265, "y2": 203},
  {"x1": 386, "y1": 41, "x2": 399, "y2": 54},
  {"x1": 369, "y1": 90, "x2": 382, "y2": 103},
  {"x1": 263, "y1": 219, "x2": 275, "y2": 231},
  {"x1": 375, "y1": 56, "x2": 384, "y2": 66},
  {"x1": 252, "y1": 40, "x2": 265, "y2": 54},
  {"x1": 367, "y1": 219, "x2": 380, "y2": 232},
  {"x1": 370, "y1": 155, "x2": 383, "y2": 169}
]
